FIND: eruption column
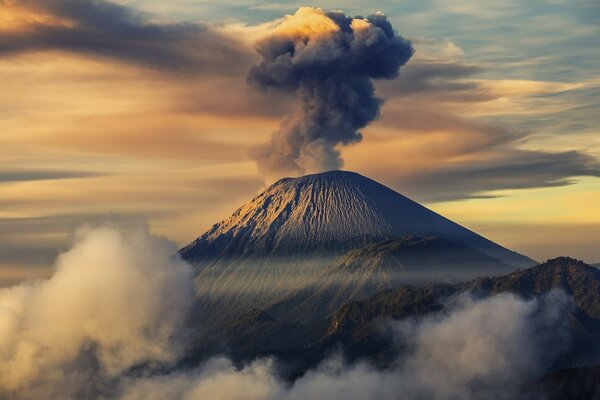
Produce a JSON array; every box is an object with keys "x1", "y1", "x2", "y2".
[{"x1": 248, "y1": 7, "x2": 414, "y2": 176}]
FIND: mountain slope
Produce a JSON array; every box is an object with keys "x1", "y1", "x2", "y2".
[
  {"x1": 323, "y1": 257, "x2": 600, "y2": 367},
  {"x1": 180, "y1": 170, "x2": 535, "y2": 343},
  {"x1": 180, "y1": 170, "x2": 533, "y2": 268},
  {"x1": 535, "y1": 366, "x2": 600, "y2": 400},
  {"x1": 265, "y1": 236, "x2": 513, "y2": 324},
  {"x1": 186, "y1": 236, "x2": 517, "y2": 360},
  {"x1": 325, "y1": 236, "x2": 512, "y2": 281},
  {"x1": 188, "y1": 258, "x2": 600, "y2": 381}
]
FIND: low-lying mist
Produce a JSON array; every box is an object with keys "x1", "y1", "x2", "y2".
[
  {"x1": 192, "y1": 254, "x2": 516, "y2": 328},
  {"x1": 0, "y1": 225, "x2": 195, "y2": 399},
  {"x1": 0, "y1": 225, "x2": 573, "y2": 399}
]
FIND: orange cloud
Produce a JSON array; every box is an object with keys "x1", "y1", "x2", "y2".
[
  {"x1": 0, "y1": 2, "x2": 74, "y2": 32},
  {"x1": 0, "y1": 2, "x2": 599, "y2": 278}
]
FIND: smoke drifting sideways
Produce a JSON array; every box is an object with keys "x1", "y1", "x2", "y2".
[
  {"x1": 0, "y1": 224, "x2": 572, "y2": 400},
  {"x1": 248, "y1": 7, "x2": 414, "y2": 177}
]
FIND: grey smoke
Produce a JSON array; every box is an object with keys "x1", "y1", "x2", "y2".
[{"x1": 247, "y1": 7, "x2": 414, "y2": 176}]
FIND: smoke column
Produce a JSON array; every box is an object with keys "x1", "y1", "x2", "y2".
[{"x1": 248, "y1": 7, "x2": 414, "y2": 176}]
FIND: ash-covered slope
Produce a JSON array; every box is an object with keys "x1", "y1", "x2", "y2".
[{"x1": 181, "y1": 170, "x2": 533, "y2": 268}]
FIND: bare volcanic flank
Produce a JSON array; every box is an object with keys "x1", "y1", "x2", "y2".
[{"x1": 181, "y1": 170, "x2": 533, "y2": 268}]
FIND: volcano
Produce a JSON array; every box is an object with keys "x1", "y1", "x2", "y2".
[
  {"x1": 179, "y1": 171, "x2": 534, "y2": 329},
  {"x1": 181, "y1": 170, "x2": 533, "y2": 268}
]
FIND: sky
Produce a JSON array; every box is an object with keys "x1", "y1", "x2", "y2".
[{"x1": 0, "y1": 0, "x2": 599, "y2": 285}]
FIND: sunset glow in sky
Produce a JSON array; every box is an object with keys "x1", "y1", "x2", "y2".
[{"x1": 1, "y1": 0, "x2": 599, "y2": 285}]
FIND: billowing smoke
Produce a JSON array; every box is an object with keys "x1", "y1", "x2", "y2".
[
  {"x1": 0, "y1": 225, "x2": 194, "y2": 399},
  {"x1": 248, "y1": 7, "x2": 414, "y2": 176}
]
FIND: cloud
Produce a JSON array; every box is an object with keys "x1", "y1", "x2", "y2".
[
  {"x1": 247, "y1": 7, "x2": 414, "y2": 176},
  {"x1": 0, "y1": 224, "x2": 194, "y2": 399},
  {"x1": 0, "y1": 0, "x2": 254, "y2": 74},
  {"x1": 386, "y1": 291, "x2": 571, "y2": 399},
  {"x1": 120, "y1": 357, "x2": 281, "y2": 400},
  {"x1": 0, "y1": 169, "x2": 99, "y2": 183},
  {"x1": 380, "y1": 60, "x2": 488, "y2": 100},
  {"x1": 398, "y1": 149, "x2": 600, "y2": 201},
  {"x1": 344, "y1": 40, "x2": 600, "y2": 202},
  {"x1": 0, "y1": 214, "x2": 153, "y2": 285},
  {"x1": 2, "y1": 2, "x2": 597, "y2": 200}
]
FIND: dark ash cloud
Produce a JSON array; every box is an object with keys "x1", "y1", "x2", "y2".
[
  {"x1": 0, "y1": 0, "x2": 254, "y2": 74},
  {"x1": 247, "y1": 7, "x2": 414, "y2": 176}
]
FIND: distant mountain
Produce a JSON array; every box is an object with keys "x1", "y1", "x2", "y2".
[
  {"x1": 204, "y1": 257, "x2": 600, "y2": 377},
  {"x1": 322, "y1": 257, "x2": 600, "y2": 367},
  {"x1": 535, "y1": 366, "x2": 600, "y2": 400},
  {"x1": 186, "y1": 235, "x2": 513, "y2": 357},
  {"x1": 180, "y1": 171, "x2": 534, "y2": 329},
  {"x1": 265, "y1": 236, "x2": 512, "y2": 324},
  {"x1": 181, "y1": 170, "x2": 533, "y2": 267},
  {"x1": 325, "y1": 236, "x2": 512, "y2": 282}
]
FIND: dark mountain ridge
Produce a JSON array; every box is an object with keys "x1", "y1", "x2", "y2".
[
  {"x1": 323, "y1": 257, "x2": 600, "y2": 367},
  {"x1": 204, "y1": 257, "x2": 600, "y2": 378}
]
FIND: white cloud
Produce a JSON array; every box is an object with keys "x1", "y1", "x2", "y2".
[{"x1": 0, "y1": 224, "x2": 194, "y2": 399}]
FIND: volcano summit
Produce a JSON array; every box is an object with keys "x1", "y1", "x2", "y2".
[{"x1": 181, "y1": 170, "x2": 533, "y2": 268}]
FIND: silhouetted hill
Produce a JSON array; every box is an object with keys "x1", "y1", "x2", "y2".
[
  {"x1": 535, "y1": 365, "x2": 600, "y2": 400},
  {"x1": 200, "y1": 258, "x2": 600, "y2": 378}
]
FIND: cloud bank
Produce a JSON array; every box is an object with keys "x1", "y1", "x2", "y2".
[
  {"x1": 0, "y1": 224, "x2": 194, "y2": 399},
  {"x1": 0, "y1": 0, "x2": 254, "y2": 74},
  {"x1": 0, "y1": 224, "x2": 572, "y2": 399},
  {"x1": 248, "y1": 7, "x2": 413, "y2": 176}
]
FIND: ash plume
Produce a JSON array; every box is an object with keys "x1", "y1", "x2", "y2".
[{"x1": 248, "y1": 7, "x2": 414, "y2": 176}]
